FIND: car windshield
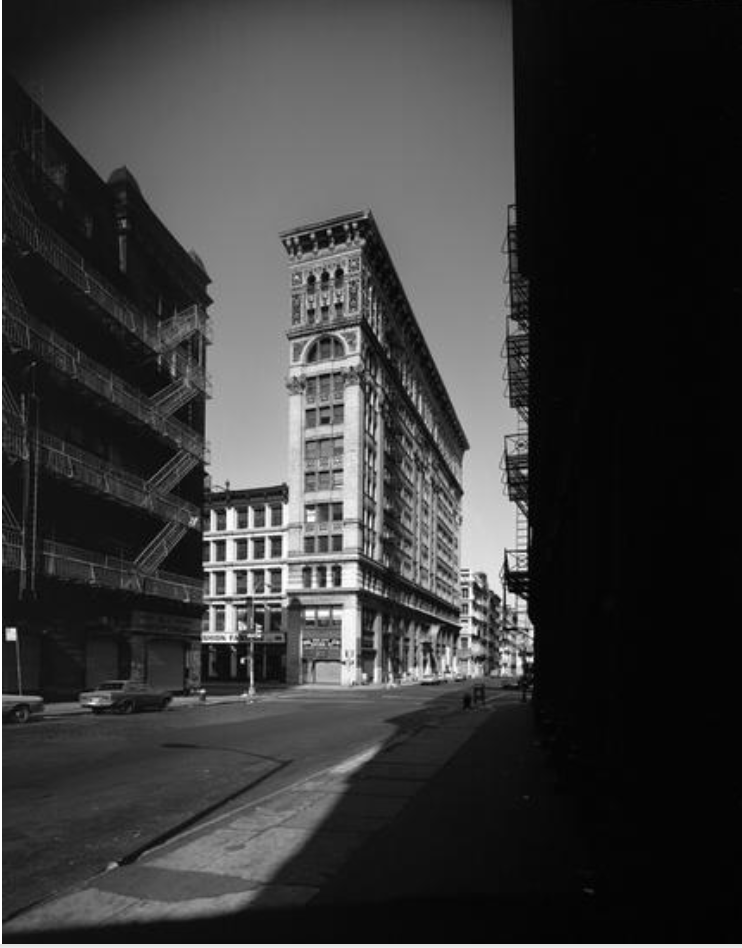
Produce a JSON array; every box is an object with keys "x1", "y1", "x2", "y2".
[{"x1": 96, "y1": 681, "x2": 124, "y2": 690}]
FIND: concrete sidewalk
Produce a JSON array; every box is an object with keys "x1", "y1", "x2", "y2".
[{"x1": 4, "y1": 689, "x2": 610, "y2": 943}]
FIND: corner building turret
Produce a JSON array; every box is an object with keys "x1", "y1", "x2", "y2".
[{"x1": 281, "y1": 210, "x2": 469, "y2": 686}]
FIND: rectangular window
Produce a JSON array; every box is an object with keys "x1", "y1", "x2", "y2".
[
  {"x1": 306, "y1": 440, "x2": 319, "y2": 461},
  {"x1": 304, "y1": 536, "x2": 315, "y2": 554},
  {"x1": 332, "y1": 502, "x2": 343, "y2": 522},
  {"x1": 270, "y1": 504, "x2": 283, "y2": 527},
  {"x1": 305, "y1": 505, "x2": 317, "y2": 524},
  {"x1": 235, "y1": 538, "x2": 248, "y2": 560},
  {"x1": 202, "y1": 541, "x2": 210, "y2": 564},
  {"x1": 253, "y1": 505, "x2": 266, "y2": 528},
  {"x1": 305, "y1": 472, "x2": 317, "y2": 492},
  {"x1": 214, "y1": 540, "x2": 226, "y2": 562},
  {"x1": 333, "y1": 403, "x2": 344, "y2": 424},
  {"x1": 305, "y1": 408, "x2": 317, "y2": 429},
  {"x1": 234, "y1": 570, "x2": 248, "y2": 595},
  {"x1": 214, "y1": 605, "x2": 225, "y2": 631},
  {"x1": 213, "y1": 571, "x2": 226, "y2": 595},
  {"x1": 318, "y1": 404, "x2": 333, "y2": 425},
  {"x1": 318, "y1": 534, "x2": 329, "y2": 553},
  {"x1": 236, "y1": 507, "x2": 248, "y2": 529},
  {"x1": 215, "y1": 509, "x2": 226, "y2": 531},
  {"x1": 253, "y1": 538, "x2": 265, "y2": 559},
  {"x1": 270, "y1": 569, "x2": 282, "y2": 593},
  {"x1": 332, "y1": 533, "x2": 343, "y2": 552},
  {"x1": 253, "y1": 570, "x2": 265, "y2": 594},
  {"x1": 270, "y1": 536, "x2": 282, "y2": 559}
]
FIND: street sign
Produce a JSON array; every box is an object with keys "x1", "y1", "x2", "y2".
[
  {"x1": 5, "y1": 627, "x2": 18, "y2": 642},
  {"x1": 245, "y1": 631, "x2": 263, "y2": 640}
]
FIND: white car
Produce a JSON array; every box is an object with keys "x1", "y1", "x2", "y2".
[{"x1": 3, "y1": 693, "x2": 45, "y2": 724}]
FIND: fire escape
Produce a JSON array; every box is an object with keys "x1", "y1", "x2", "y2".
[
  {"x1": 501, "y1": 204, "x2": 532, "y2": 665},
  {"x1": 2, "y1": 143, "x2": 209, "y2": 601}
]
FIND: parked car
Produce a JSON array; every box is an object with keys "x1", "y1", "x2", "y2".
[
  {"x1": 420, "y1": 673, "x2": 441, "y2": 685},
  {"x1": 499, "y1": 676, "x2": 520, "y2": 689},
  {"x1": 79, "y1": 680, "x2": 172, "y2": 715},
  {"x1": 3, "y1": 693, "x2": 45, "y2": 724}
]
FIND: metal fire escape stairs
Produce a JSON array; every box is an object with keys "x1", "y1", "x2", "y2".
[
  {"x1": 3, "y1": 153, "x2": 208, "y2": 581},
  {"x1": 501, "y1": 204, "x2": 531, "y2": 606}
]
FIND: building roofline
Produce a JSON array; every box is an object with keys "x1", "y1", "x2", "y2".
[
  {"x1": 279, "y1": 210, "x2": 469, "y2": 454},
  {"x1": 206, "y1": 483, "x2": 288, "y2": 505}
]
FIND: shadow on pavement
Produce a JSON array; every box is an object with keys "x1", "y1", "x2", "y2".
[{"x1": 5, "y1": 686, "x2": 740, "y2": 943}]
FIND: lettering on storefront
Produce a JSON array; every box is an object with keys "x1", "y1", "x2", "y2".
[
  {"x1": 131, "y1": 611, "x2": 201, "y2": 637},
  {"x1": 202, "y1": 632, "x2": 286, "y2": 645},
  {"x1": 302, "y1": 635, "x2": 341, "y2": 659}
]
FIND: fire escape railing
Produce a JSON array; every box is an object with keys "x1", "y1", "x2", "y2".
[
  {"x1": 2, "y1": 415, "x2": 200, "y2": 527},
  {"x1": 42, "y1": 539, "x2": 202, "y2": 603},
  {"x1": 3, "y1": 271, "x2": 206, "y2": 459},
  {"x1": 3, "y1": 166, "x2": 212, "y2": 395},
  {"x1": 502, "y1": 204, "x2": 531, "y2": 603}
]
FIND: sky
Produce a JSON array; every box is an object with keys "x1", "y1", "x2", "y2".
[{"x1": 5, "y1": 0, "x2": 517, "y2": 588}]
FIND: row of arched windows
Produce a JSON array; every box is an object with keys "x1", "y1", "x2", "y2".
[
  {"x1": 306, "y1": 335, "x2": 345, "y2": 362},
  {"x1": 306, "y1": 268, "x2": 345, "y2": 292}
]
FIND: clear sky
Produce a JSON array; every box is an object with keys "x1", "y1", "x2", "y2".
[{"x1": 5, "y1": 0, "x2": 517, "y2": 589}]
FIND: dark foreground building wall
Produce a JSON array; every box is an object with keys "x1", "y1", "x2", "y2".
[
  {"x1": 513, "y1": 0, "x2": 740, "y2": 926},
  {"x1": 3, "y1": 77, "x2": 212, "y2": 698}
]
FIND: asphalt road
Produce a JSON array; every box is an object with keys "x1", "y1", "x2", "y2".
[{"x1": 2, "y1": 685, "x2": 460, "y2": 919}]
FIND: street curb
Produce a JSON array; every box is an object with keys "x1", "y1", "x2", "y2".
[{"x1": 3, "y1": 686, "x2": 503, "y2": 928}]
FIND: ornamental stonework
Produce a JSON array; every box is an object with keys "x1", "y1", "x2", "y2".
[
  {"x1": 348, "y1": 278, "x2": 360, "y2": 314},
  {"x1": 291, "y1": 294, "x2": 302, "y2": 325},
  {"x1": 285, "y1": 376, "x2": 306, "y2": 394},
  {"x1": 340, "y1": 330, "x2": 358, "y2": 352},
  {"x1": 343, "y1": 365, "x2": 365, "y2": 387},
  {"x1": 292, "y1": 341, "x2": 305, "y2": 363}
]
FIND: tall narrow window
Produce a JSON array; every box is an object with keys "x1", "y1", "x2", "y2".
[{"x1": 302, "y1": 566, "x2": 312, "y2": 589}]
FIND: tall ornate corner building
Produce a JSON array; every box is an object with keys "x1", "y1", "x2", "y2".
[
  {"x1": 2, "y1": 78, "x2": 211, "y2": 698},
  {"x1": 280, "y1": 211, "x2": 469, "y2": 686}
]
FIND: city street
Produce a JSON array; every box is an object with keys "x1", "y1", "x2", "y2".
[{"x1": 3, "y1": 683, "x2": 470, "y2": 919}]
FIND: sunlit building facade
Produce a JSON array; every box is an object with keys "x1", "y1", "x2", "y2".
[
  {"x1": 201, "y1": 485, "x2": 288, "y2": 684},
  {"x1": 281, "y1": 211, "x2": 469, "y2": 685},
  {"x1": 458, "y1": 568, "x2": 501, "y2": 677}
]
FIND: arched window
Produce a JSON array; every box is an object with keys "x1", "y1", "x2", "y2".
[
  {"x1": 307, "y1": 274, "x2": 316, "y2": 293},
  {"x1": 306, "y1": 336, "x2": 344, "y2": 363},
  {"x1": 320, "y1": 270, "x2": 330, "y2": 289},
  {"x1": 334, "y1": 267, "x2": 344, "y2": 288}
]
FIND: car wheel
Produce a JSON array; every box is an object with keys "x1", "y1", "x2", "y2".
[
  {"x1": 118, "y1": 700, "x2": 135, "y2": 715},
  {"x1": 10, "y1": 705, "x2": 31, "y2": 724}
]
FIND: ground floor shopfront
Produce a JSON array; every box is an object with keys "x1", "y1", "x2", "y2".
[
  {"x1": 285, "y1": 592, "x2": 461, "y2": 686},
  {"x1": 200, "y1": 632, "x2": 287, "y2": 685},
  {"x1": 2, "y1": 586, "x2": 202, "y2": 699}
]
